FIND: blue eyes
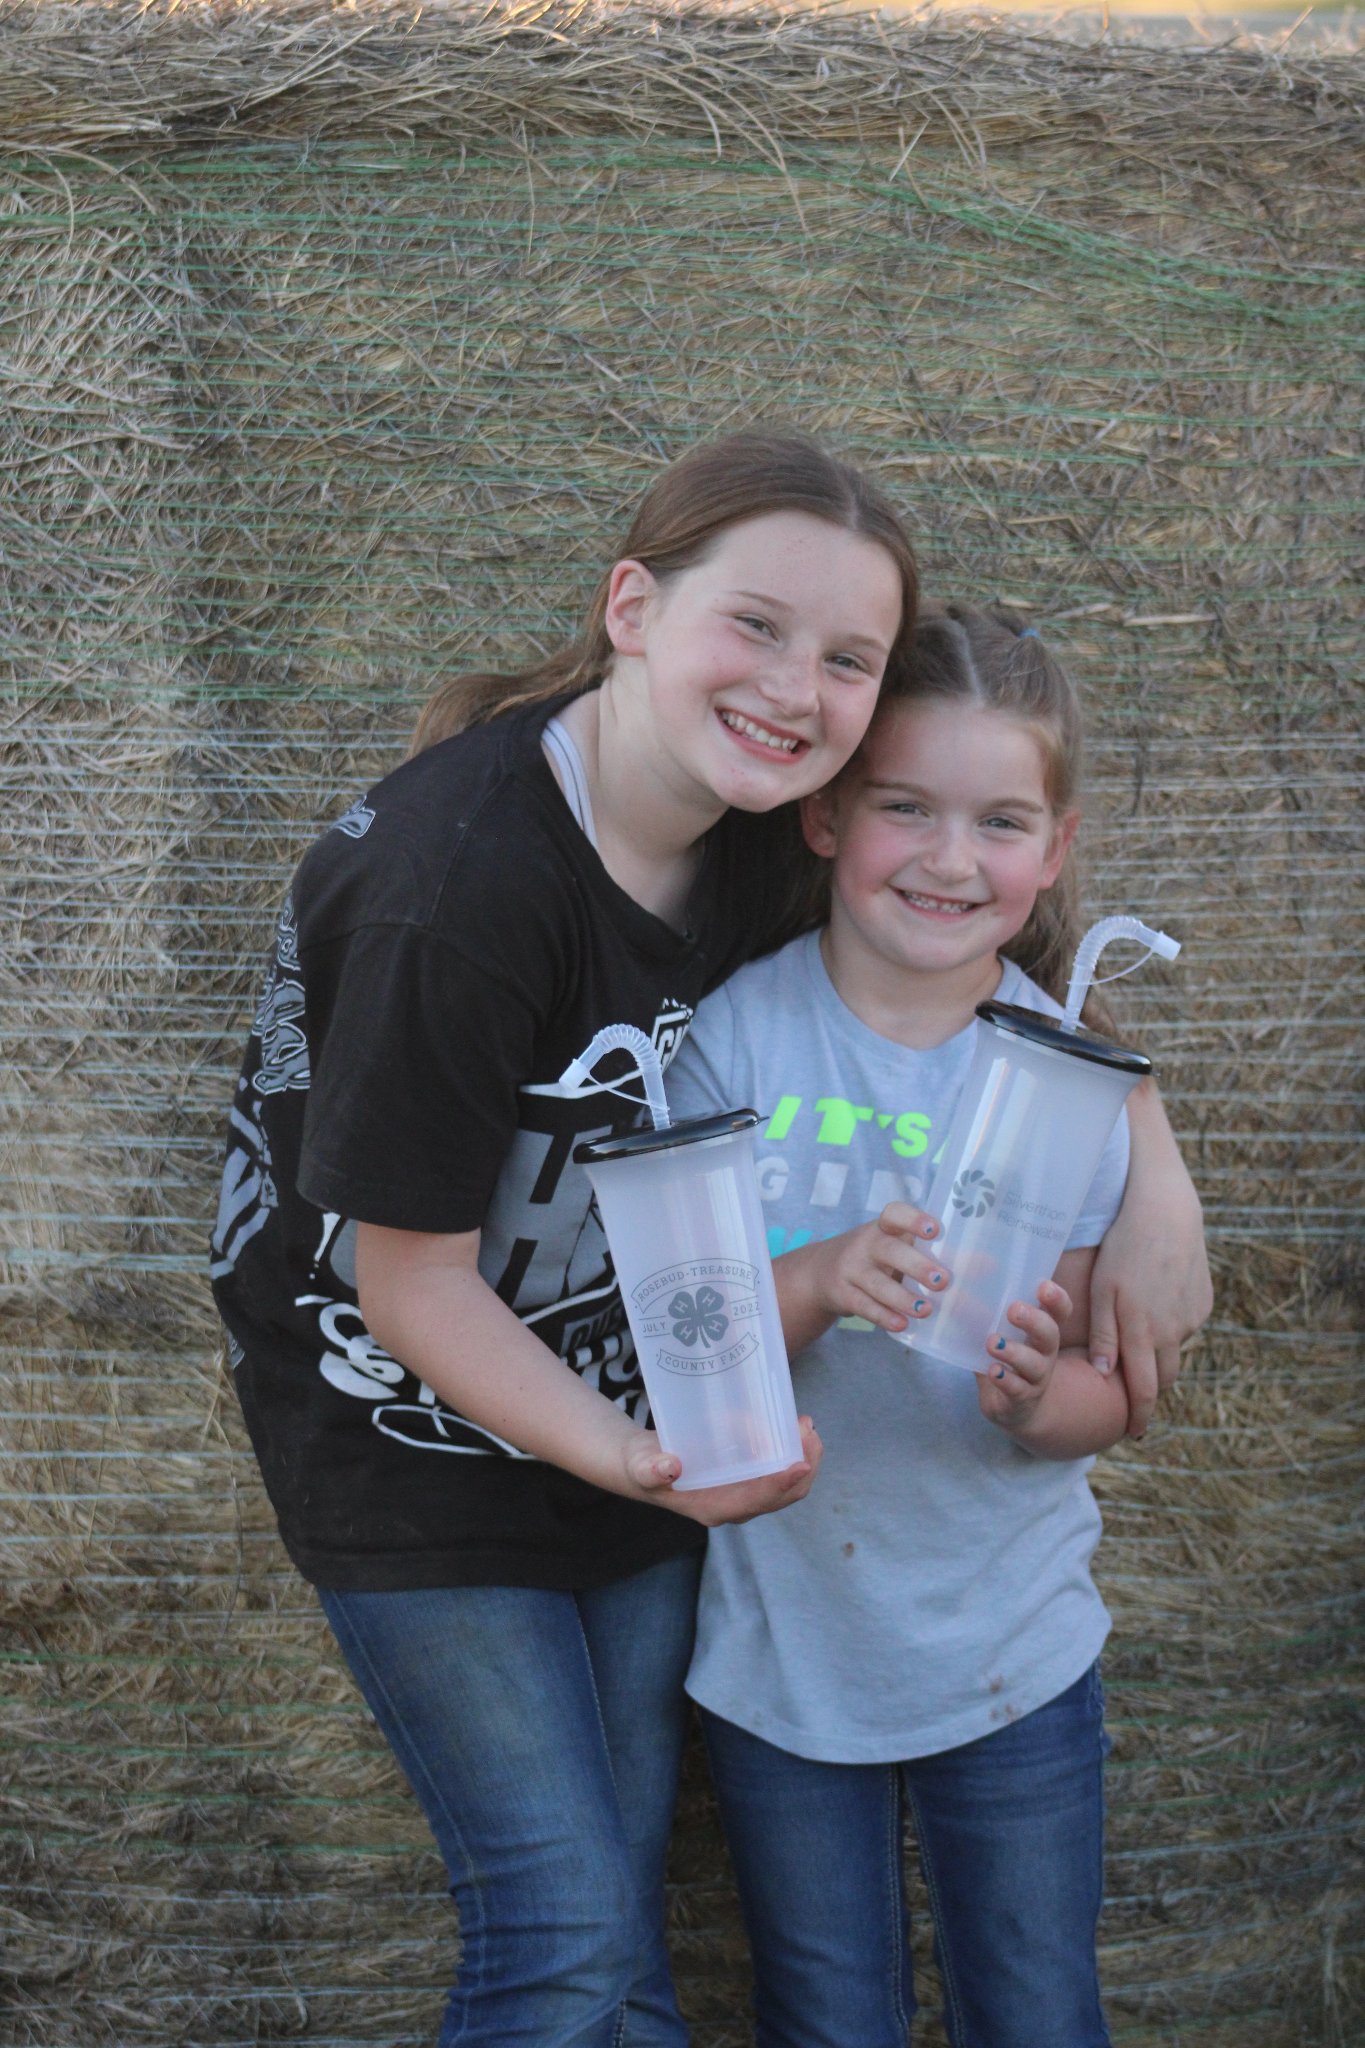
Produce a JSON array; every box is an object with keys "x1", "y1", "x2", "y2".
[
  {"x1": 882, "y1": 806, "x2": 1027, "y2": 830},
  {"x1": 733, "y1": 615, "x2": 868, "y2": 675}
]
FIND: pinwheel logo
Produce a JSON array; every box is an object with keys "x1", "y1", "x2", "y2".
[
  {"x1": 668, "y1": 1285, "x2": 730, "y2": 1350},
  {"x1": 951, "y1": 1169, "x2": 996, "y2": 1218}
]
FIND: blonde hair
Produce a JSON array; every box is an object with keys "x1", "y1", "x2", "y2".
[{"x1": 409, "y1": 427, "x2": 918, "y2": 755}]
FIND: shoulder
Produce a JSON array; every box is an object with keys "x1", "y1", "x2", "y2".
[
  {"x1": 292, "y1": 702, "x2": 579, "y2": 954},
  {"x1": 672, "y1": 934, "x2": 817, "y2": 1101},
  {"x1": 997, "y1": 958, "x2": 1063, "y2": 1019},
  {"x1": 701, "y1": 931, "x2": 815, "y2": 1026}
]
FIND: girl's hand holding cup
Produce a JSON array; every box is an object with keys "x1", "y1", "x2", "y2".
[
  {"x1": 777, "y1": 1202, "x2": 949, "y2": 1351},
  {"x1": 621, "y1": 1418, "x2": 823, "y2": 1527},
  {"x1": 976, "y1": 1278, "x2": 1072, "y2": 1434}
]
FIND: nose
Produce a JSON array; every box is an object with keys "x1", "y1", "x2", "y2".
[
  {"x1": 758, "y1": 644, "x2": 821, "y2": 717},
  {"x1": 922, "y1": 819, "x2": 977, "y2": 883}
]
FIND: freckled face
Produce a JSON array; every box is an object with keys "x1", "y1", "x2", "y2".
[
  {"x1": 803, "y1": 698, "x2": 1075, "y2": 983},
  {"x1": 609, "y1": 510, "x2": 904, "y2": 817}
]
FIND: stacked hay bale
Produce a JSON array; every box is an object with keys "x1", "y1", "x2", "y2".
[{"x1": 1, "y1": 5, "x2": 1361, "y2": 2042}]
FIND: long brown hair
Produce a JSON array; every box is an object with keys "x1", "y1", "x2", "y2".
[
  {"x1": 410, "y1": 428, "x2": 919, "y2": 755},
  {"x1": 873, "y1": 603, "x2": 1088, "y2": 1005}
]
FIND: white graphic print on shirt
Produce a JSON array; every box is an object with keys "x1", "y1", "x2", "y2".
[{"x1": 214, "y1": 966, "x2": 693, "y2": 1457}]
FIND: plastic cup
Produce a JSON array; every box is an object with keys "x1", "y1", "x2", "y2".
[
  {"x1": 575, "y1": 1111, "x2": 804, "y2": 1490},
  {"x1": 894, "y1": 1001, "x2": 1151, "y2": 1375}
]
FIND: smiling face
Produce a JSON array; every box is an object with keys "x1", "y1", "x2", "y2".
[
  {"x1": 803, "y1": 696, "x2": 1077, "y2": 1013},
  {"x1": 604, "y1": 509, "x2": 904, "y2": 819}
]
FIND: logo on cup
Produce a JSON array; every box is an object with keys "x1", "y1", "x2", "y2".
[
  {"x1": 634, "y1": 1258, "x2": 761, "y2": 1375},
  {"x1": 951, "y1": 1169, "x2": 996, "y2": 1218},
  {"x1": 668, "y1": 1286, "x2": 729, "y2": 1349}
]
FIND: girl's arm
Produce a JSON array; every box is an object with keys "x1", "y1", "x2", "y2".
[
  {"x1": 355, "y1": 1221, "x2": 820, "y2": 1529},
  {"x1": 1089, "y1": 1078, "x2": 1212, "y2": 1437}
]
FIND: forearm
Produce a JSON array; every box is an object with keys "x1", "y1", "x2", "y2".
[
  {"x1": 359, "y1": 1249, "x2": 650, "y2": 1502},
  {"x1": 1000, "y1": 1349, "x2": 1131, "y2": 1460},
  {"x1": 356, "y1": 1221, "x2": 819, "y2": 1526}
]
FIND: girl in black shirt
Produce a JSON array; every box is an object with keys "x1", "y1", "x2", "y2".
[{"x1": 212, "y1": 429, "x2": 1209, "y2": 2046}]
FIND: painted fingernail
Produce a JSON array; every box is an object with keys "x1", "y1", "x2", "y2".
[
  {"x1": 994, "y1": 1337, "x2": 1007, "y2": 1353},
  {"x1": 1091, "y1": 1354, "x2": 1114, "y2": 1377},
  {"x1": 929, "y1": 1271, "x2": 945, "y2": 1287},
  {"x1": 995, "y1": 1367, "x2": 1007, "y2": 1381},
  {"x1": 920, "y1": 1221, "x2": 938, "y2": 1239},
  {"x1": 912, "y1": 1298, "x2": 928, "y2": 1315}
]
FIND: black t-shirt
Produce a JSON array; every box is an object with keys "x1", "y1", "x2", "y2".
[{"x1": 210, "y1": 695, "x2": 799, "y2": 1591}]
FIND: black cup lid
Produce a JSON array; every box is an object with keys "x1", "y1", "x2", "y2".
[
  {"x1": 574, "y1": 1108, "x2": 760, "y2": 1166},
  {"x1": 977, "y1": 1000, "x2": 1152, "y2": 1077}
]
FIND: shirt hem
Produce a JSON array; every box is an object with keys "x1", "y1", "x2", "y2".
[
  {"x1": 686, "y1": 1617, "x2": 1110, "y2": 1765},
  {"x1": 296, "y1": 1154, "x2": 488, "y2": 1235},
  {"x1": 284, "y1": 1520, "x2": 706, "y2": 1594}
]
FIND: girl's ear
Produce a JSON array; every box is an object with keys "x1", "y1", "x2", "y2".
[
  {"x1": 1040, "y1": 807, "x2": 1080, "y2": 890},
  {"x1": 800, "y1": 785, "x2": 841, "y2": 859},
  {"x1": 604, "y1": 559, "x2": 656, "y2": 656}
]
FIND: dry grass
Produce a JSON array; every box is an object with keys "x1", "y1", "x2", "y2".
[{"x1": 1, "y1": 3, "x2": 1362, "y2": 2043}]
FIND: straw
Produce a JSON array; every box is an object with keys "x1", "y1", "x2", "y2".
[
  {"x1": 559, "y1": 1024, "x2": 671, "y2": 1129},
  {"x1": 1062, "y1": 917, "x2": 1183, "y2": 1033}
]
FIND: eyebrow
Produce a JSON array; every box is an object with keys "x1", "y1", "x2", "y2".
[
  {"x1": 864, "y1": 779, "x2": 1048, "y2": 815},
  {"x1": 728, "y1": 590, "x2": 891, "y2": 657}
]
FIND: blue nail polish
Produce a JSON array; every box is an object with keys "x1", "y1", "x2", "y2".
[
  {"x1": 994, "y1": 1337, "x2": 1007, "y2": 1353},
  {"x1": 995, "y1": 1367, "x2": 1007, "y2": 1381},
  {"x1": 930, "y1": 1271, "x2": 944, "y2": 1286},
  {"x1": 912, "y1": 1298, "x2": 928, "y2": 1314}
]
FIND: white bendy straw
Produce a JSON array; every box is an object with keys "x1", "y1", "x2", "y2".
[
  {"x1": 559, "y1": 1024, "x2": 672, "y2": 1129},
  {"x1": 1062, "y1": 916, "x2": 1182, "y2": 1034}
]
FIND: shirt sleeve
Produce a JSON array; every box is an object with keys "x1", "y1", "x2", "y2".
[
  {"x1": 665, "y1": 982, "x2": 739, "y2": 1123},
  {"x1": 296, "y1": 921, "x2": 544, "y2": 1235},
  {"x1": 1067, "y1": 1102, "x2": 1132, "y2": 1251}
]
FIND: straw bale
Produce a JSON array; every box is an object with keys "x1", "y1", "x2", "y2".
[
  {"x1": 1, "y1": 4, "x2": 1362, "y2": 2044},
  {"x1": 1, "y1": 0, "x2": 1362, "y2": 162}
]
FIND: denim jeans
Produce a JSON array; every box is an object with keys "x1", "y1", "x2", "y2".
[
  {"x1": 319, "y1": 1550, "x2": 701, "y2": 2048},
  {"x1": 701, "y1": 1663, "x2": 1112, "y2": 2048}
]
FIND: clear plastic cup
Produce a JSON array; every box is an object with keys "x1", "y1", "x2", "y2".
[
  {"x1": 894, "y1": 1001, "x2": 1151, "y2": 1375},
  {"x1": 575, "y1": 1111, "x2": 804, "y2": 1490}
]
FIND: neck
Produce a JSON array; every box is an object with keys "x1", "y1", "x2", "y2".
[
  {"x1": 818, "y1": 920, "x2": 1005, "y2": 1051},
  {"x1": 556, "y1": 682, "x2": 722, "y2": 928}
]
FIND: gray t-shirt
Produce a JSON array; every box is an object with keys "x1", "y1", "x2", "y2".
[{"x1": 667, "y1": 932, "x2": 1128, "y2": 1764}]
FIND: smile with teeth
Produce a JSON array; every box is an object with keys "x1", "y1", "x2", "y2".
[
  {"x1": 896, "y1": 889, "x2": 980, "y2": 916},
  {"x1": 718, "y1": 709, "x2": 804, "y2": 754}
]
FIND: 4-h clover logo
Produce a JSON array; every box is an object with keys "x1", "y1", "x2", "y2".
[
  {"x1": 668, "y1": 1286, "x2": 730, "y2": 1349},
  {"x1": 951, "y1": 1169, "x2": 997, "y2": 1219}
]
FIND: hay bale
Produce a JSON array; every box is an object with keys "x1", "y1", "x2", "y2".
[{"x1": 1, "y1": 6, "x2": 1361, "y2": 2043}]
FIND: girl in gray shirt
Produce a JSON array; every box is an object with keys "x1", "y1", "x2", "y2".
[{"x1": 668, "y1": 604, "x2": 1174, "y2": 2048}]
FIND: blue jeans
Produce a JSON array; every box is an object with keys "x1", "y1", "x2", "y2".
[
  {"x1": 319, "y1": 1551, "x2": 701, "y2": 2048},
  {"x1": 701, "y1": 1664, "x2": 1112, "y2": 2048}
]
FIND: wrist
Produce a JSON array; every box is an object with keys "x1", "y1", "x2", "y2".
[
  {"x1": 991, "y1": 1384, "x2": 1048, "y2": 1441},
  {"x1": 775, "y1": 1240, "x2": 839, "y2": 1351}
]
